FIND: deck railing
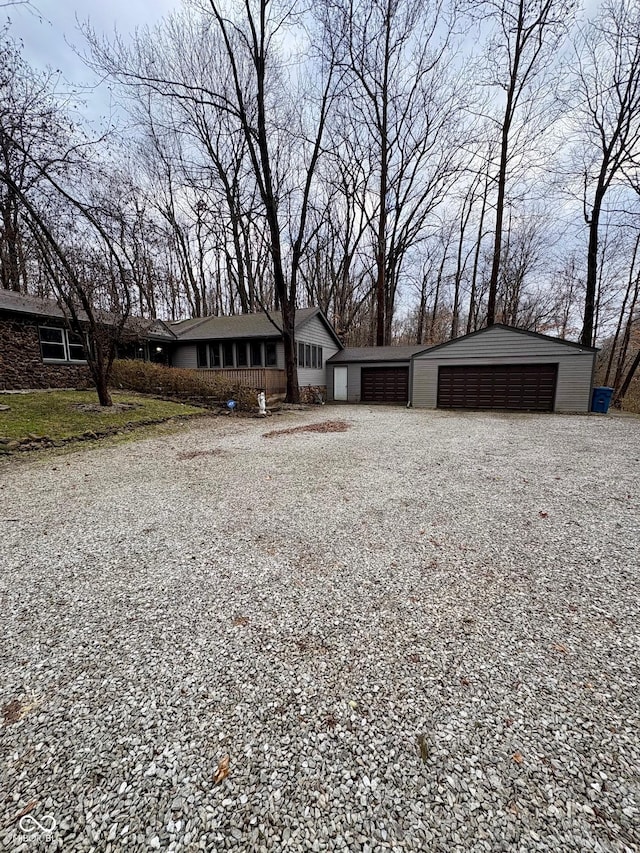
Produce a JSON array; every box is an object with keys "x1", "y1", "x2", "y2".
[{"x1": 196, "y1": 367, "x2": 287, "y2": 395}]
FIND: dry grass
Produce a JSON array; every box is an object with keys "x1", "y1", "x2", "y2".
[{"x1": 262, "y1": 420, "x2": 351, "y2": 438}]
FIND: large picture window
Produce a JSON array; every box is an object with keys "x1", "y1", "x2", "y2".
[{"x1": 39, "y1": 327, "x2": 86, "y2": 363}]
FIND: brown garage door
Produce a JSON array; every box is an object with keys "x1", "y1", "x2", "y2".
[
  {"x1": 361, "y1": 366, "x2": 409, "y2": 403},
  {"x1": 437, "y1": 364, "x2": 558, "y2": 411}
]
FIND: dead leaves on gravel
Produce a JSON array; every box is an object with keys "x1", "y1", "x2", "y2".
[
  {"x1": 2, "y1": 695, "x2": 40, "y2": 725},
  {"x1": 213, "y1": 754, "x2": 230, "y2": 784},
  {"x1": 262, "y1": 420, "x2": 350, "y2": 438}
]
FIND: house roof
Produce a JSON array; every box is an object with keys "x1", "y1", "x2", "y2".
[
  {"x1": 411, "y1": 323, "x2": 598, "y2": 355},
  {"x1": 327, "y1": 345, "x2": 428, "y2": 363},
  {"x1": 0, "y1": 290, "x2": 340, "y2": 347},
  {"x1": 0, "y1": 289, "x2": 72, "y2": 320},
  {"x1": 0, "y1": 289, "x2": 176, "y2": 340},
  {"x1": 170, "y1": 306, "x2": 341, "y2": 345}
]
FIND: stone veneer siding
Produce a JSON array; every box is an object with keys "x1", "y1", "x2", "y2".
[{"x1": 0, "y1": 316, "x2": 92, "y2": 391}]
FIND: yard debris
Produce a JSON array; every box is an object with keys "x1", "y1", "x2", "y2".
[
  {"x1": 213, "y1": 754, "x2": 230, "y2": 784},
  {"x1": 512, "y1": 752, "x2": 524, "y2": 764},
  {"x1": 2, "y1": 695, "x2": 40, "y2": 725},
  {"x1": 2, "y1": 699, "x2": 23, "y2": 725},
  {"x1": 262, "y1": 420, "x2": 350, "y2": 438},
  {"x1": 416, "y1": 734, "x2": 428, "y2": 764},
  {"x1": 1, "y1": 800, "x2": 37, "y2": 830}
]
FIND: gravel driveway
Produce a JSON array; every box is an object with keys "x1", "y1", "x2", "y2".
[{"x1": 1, "y1": 406, "x2": 639, "y2": 853}]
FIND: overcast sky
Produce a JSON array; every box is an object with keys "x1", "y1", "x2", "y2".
[{"x1": 7, "y1": 0, "x2": 180, "y2": 121}]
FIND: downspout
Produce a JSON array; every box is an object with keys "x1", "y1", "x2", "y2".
[{"x1": 407, "y1": 356, "x2": 414, "y2": 408}]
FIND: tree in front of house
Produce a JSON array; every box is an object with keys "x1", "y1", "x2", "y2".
[{"x1": 0, "y1": 32, "x2": 139, "y2": 406}]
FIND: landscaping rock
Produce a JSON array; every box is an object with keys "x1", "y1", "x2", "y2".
[{"x1": 0, "y1": 407, "x2": 638, "y2": 853}]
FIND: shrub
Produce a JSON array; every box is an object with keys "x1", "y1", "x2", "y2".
[{"x1": 110, "y1": 360, "x2": 257, "y2": 410}]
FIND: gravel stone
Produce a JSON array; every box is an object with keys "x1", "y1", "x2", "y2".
[{"x1": 1, "y1": 406, "x2": 638, "y2": 852}]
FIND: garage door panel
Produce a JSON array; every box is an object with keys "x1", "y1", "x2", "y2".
[
  {"x1": 362, "y1": 367, "x2": 408, "y2": 403},
  {"x1": 438, "y1": 364, "x2": 557, "y2": 411}
]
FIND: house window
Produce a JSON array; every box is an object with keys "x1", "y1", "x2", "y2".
[
  {"x1": 265, "y1": 342, "x2": 277, "y2": 366},
  {"x1": 298, "y1": 342, "x2": 305, "y2": 365},
  {"x1": 236, "y1": 342, "x2": 248, "y2": 366},
  {"x1": 305, "y1": 344, "x2": 311, "y2": 368},
  {"x1": 312, "y1": 346, "x2": 318, "y2": 369},
  {"x1": 223, "y1": 342, "x2": 234, "y2": 367},
  {"x1": 250, "y1": 342, "x2": 262, "y2": 367},
  {"x1": 209, "y1": 343, "x2": 220, "y2": 367},
  {"x1": 197, "y1": 343, "x2": 208, "y2": 368},
  {"x1": 317, "y1": 346, "x2": 323, "y2": 368},
  {"x1": 39, "y1": 327, "x2": 86, "y2": 363}
]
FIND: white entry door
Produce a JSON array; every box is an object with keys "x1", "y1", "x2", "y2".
[{"x1": 334, "y1": 366, "x2": 348, "y2": 401}]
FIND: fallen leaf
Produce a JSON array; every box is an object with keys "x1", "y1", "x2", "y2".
[
  {"x1": 232, "y1": 616, "x2": 249, "y2": 627},
  {"x1": 512, "y1": 752, "x2": 524, "y2": 764},
  {"x1": 2, "y1": 800, "x2": 37, "y2": 830},
  {"x1": 348, "y1": 699, "x2": 358, "y2": 710},
  {"x1": 213, "y1": 754, "x2": 230, "y2": 785},
  {"x1": 552, "y1": 642, "x2": 568, "y2": 654},
  {"x1": 2, "y1": 699, "x2": 23, "y2": 725},
  {"x1": 539, "y1": 511, "x2": 549, "y2": 518},
  {"x1": 416, "y1": 733, "x2": 428, "y2": 764},
  {"x1": 460, "y1": 677, "x2": 470, "y2": 687}
]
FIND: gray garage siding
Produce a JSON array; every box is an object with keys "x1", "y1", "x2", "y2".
[
  {"x1": 328, "y1": 362, "x2": 412, "y2": 402},
  {"x1": 297, "y1": 313, "x2": 341, "y2": 387},
  {"x1": 411, "y1": 326, "x2": 595, "y2": 413}
]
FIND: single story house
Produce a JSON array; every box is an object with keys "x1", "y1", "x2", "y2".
[
  {"x1": 0, "y1": 292, "x2": 341, "y2": 397},
  {"x1": 167, "y1": 307, "x2": 342, "y2": 394},
  {"x1": 1, "y1": 289, "x2": 597, "y2": 411},
  {"x1": 327, "y1": 325, "x2": 597, "y2": 413},
  {"x1": 0, "y1": 289, "x2": 175, "y2": 391}
]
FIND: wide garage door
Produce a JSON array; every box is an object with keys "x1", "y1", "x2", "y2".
[
  {"x1": 437, "y1": 363, "x2": 558, "y2": 411},
  {"x1": 361, "y1": 367, "x2": 409, "y2": 403}
]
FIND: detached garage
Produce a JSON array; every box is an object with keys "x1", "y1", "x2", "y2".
[
  {"x1": 327, "y1": 346, "x2": 426, "y2": 404},
  {"x1": 411, "y1": 325, "x2": 597, "y2": 413}
]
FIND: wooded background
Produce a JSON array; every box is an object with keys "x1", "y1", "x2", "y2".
[{"x1": 1, "y1": 0, "x2": 639, "y2": 402}]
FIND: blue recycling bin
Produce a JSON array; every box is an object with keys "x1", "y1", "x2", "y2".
[{"x1": 591, "y1": 386, "x2": 614, "y2": 414}]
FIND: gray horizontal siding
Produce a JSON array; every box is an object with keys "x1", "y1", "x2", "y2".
[
  {"x1": 172, "y1": 344, "x2": 197, "y2": 369},
  {"x1": 412, "y1": 354, "x2": 595, "y2": 412},
  {"x1": 328, "y1": 361, "x2": 411, "y2": 402},
  {"x1": 411, "y1": 326, "x2": 595, "y2": 413},
  {"x1": 413, "y1": 326, "x2": 592, "y2": 361},
  {"x1": 297, "y1": 314, "x2": 340, "y2": 386}
]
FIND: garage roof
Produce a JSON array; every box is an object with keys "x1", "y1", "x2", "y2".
[
  {"x1": 328, "y1": 345, "x2": 427, "y2": 363},
  {"x1": 412, "y1": 324, "x2": 597, "y2": 356}
]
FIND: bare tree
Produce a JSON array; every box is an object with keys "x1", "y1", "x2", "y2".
[
  {"x1": 469, "y1": 0, "x2": 575, "y2": 327},
  {"x1": 323, "y1": 0, "x2": 462, "y2": 345},
  {"x1": 572, "y1": 0, "x2": 640, "y2": 348},
  {"x1": 87, "y1": 0, "x2": 339, "y2": 402}
]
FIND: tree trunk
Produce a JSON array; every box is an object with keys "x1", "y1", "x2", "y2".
[{"x1": 615, "y1": 348, "x2": 640, "y2": 407}]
